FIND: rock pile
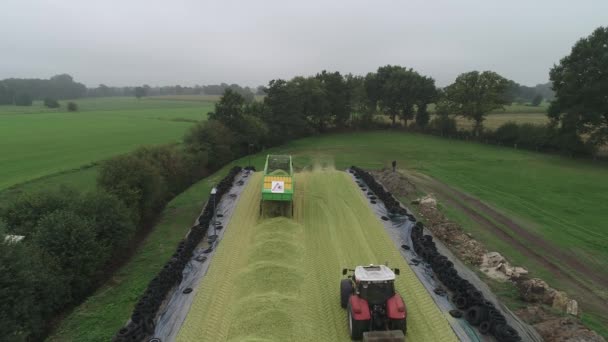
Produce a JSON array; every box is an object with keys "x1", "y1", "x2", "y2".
[
  {"x1": 516, "y1": 278, "x2": 580, "y2": 317},
  {"x1": 480, "y1": 252, "x2": 528, "y2": 282}
]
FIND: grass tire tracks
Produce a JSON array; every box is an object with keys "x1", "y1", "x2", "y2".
[{"x1": 406, "y1": 171, "x2": 608, "y2": 312}]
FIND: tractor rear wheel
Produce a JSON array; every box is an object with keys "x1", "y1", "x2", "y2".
[
  {"x1": 390, "y1": 318, "x2": 407, "y2": 336},
  {"x1": 347, "y1": 301, "x2": 368, "y2": 340},
  {"x1": 340, "y1": 279, "x2": 353, "y2": 308}
]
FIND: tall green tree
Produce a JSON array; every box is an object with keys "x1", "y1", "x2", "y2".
[
  {"x1": 549, "y1": 26, "x2": 608, "y2": 152},
  {"x1": 344, "y1": 74, "x2": 371, "y2": 119},
  {"x1": 208, "y1": 89, "x2": 269, "y2": 153},
  {"x1": 443, "y1": 71, "x2": 509, "y2": 136},
  {"x1": 316, "y1": 70, "x2": 351, "y2": 128},
  {"x1": 184, "y1": 119, "x2": 235, "y2": 169},
  {"x1": 261, "y1": 79, "x2": 311, "y2": 144},
  {"x1": 368, "y1": 65, "x2": 431, "y2": 127},
  {"x1": 292, "y1": 76, "x2": 330, "y2": 132},
  {"x1": 375, "y1": 65, "x2": 406, "y2": 126},
  {"x1": 208, "y1": 88, "x2": 245, "y2": 127},
  {"x1": 415, "y1": 76, "x2": 438, "y2": 128}
]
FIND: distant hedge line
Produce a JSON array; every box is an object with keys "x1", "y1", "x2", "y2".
[{"x1": 410, "y1": 117, "x2": 594, "y2": 157}]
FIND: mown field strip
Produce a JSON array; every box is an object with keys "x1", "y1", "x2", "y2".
[{"x1": 177, "y1": 170, "x2": 457, "y2": 341}]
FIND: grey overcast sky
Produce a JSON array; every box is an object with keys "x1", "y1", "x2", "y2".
[{"x1": 1, "y1": 0, "x2": 607, "y2": 87}]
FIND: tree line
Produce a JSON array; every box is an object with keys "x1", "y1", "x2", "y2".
[
  {"x1": 0, "y1": 75, "x2": 263, "y2": 106},
  {"x1": 93, "y1": 83, "x2": 262, "y2": 102},
  {"x1": 191, "y1": 23, "x2": 606, "y2": 157},
  {"x1": 0, "y1": 74, "x2": 86, "y2": 105}
]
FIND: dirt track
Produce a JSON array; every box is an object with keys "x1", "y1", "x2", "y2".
[{"x1": 403, "y1": 170, "x2": 608, "y2": 319}]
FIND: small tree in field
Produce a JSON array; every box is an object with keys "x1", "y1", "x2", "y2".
[
  {"x1": 531, "y1": 94, "x2": 543, "y2": 107},
  {"x1": 135, "y1": 86, "x2": 146, "y2": 99},
  {"x1": 443, "y1": 71, "x2": 509, "y2": 136},
  {"x1": 44, "y1": 98, "x2": 60, "y2": 108},
  {"x1": 67, "y1": 102, "x2": 78, "y2": 112}
]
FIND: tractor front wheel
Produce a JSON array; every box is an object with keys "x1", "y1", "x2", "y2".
[
  {"x1": 340, "y1": 279, "x2": 353, "y2": 308},
  {"x1": 347, "y1": 301, "x2": 368, "y2": 340},
  {"x1": 390, "y1": 318, "x2": 407, "y2": 336}
]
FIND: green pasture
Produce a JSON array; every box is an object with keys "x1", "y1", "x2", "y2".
[{"x1": 0, "y1": 97, "x2": 211, "y2": 190}]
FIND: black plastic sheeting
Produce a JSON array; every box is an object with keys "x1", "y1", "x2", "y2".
[
  {"x1": 348, "y1": 167, "x2": 542, "y2": 342},
  {"x1": 150, "y1": 169, "x2": 254, "y2": 341},
  {"x1": 112, "y1": 166, "x2": 251, "y2": 342}
]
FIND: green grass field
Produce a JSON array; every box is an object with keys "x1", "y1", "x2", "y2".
[
  {"x1": 428, "y1": 102, "x2": 550, "y2": 131},
  {"x1": 452, "y1": 113, "x2": 549, "y2": 131},
  {"x1": 0, "y1": 97, "x2": 211, "y2": 190}
]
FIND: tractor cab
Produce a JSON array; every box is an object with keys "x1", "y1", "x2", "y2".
[{"x1": 354, "y1": 265, "x2": 398, "y2": 305}]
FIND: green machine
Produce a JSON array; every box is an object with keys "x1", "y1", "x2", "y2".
[{"x1": 260, "y1": 154, "x2": 294, "y2": 217}]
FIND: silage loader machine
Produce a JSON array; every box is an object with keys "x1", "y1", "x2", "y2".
[{"x1": 260, "y1": 154, "x2": 294, "y2": 217}]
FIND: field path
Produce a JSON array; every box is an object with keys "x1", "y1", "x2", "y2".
[
  {"x1": 404, "y1": 171, "x2": 608, "y2": 318},
  {"x1": 177, "y1": 170, "x2": 457, "y2": 341}
]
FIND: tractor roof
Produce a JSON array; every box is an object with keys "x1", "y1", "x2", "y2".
[{"x1": 354, "y1": 265, "x2": 395, "y2": 282}]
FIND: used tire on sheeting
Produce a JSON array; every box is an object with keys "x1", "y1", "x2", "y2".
[
  {"x1": 466, "y1": 305, "x2": 488, "y2": 326},
  {"x1": 479, "y1": 320, "x2": 491, "y2": 335}
]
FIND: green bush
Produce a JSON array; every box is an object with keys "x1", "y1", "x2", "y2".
[
  {"x1": 428, "y1": 115, "x2": 457, "y2": 136},
  {"x1": 43, "y1": 97, "x2": 60, "y2": 108},
  {"x1": 1, "y1": 187, "x2": 78, "y2": 236},
  {"x1": 0, "y1": 186, "x2": 138, "y2": 340},
  {"x1": 67, "y1": 102, "x2": 78, "y2": 112},
  {"x1": 97, "y1": 154, "x2": 166, "y2": 225},
  {"x1": 516, "y1": 123, "x2": 549, "y2": 149},
  {"x1": 32, "y1": 210, "x2": 106, "y2": 300},
  {"x1": 493, "y1": 121, "x2": 519, "y2": 145},
  {"x1": 184, "y1": 119, "x2": 236, "y2": 169},
  {"x1": 77, "y1": 191, "x2": 136, "y2": 253},
  {"x1": 133, "y1": 145, "x2": 195, "y2": 197},
  {"x1": 0, "y1": 241, "x2": 68, "y2": 341},
  {"x1": 236, "y1": 114, "x2": 269, "y2": 153}
]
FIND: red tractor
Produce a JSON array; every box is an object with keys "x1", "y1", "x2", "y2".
[{"x1": 341, "y1": 265, "x2": 407, "y2": 341}]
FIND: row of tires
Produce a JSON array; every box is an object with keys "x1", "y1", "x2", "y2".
[
  {"x1": 411, "y1": 222, "x2": 521, "y2": 341},
  {"x1": 112, "y1": 166, "x2": 245, "y2": 342},
  {"x1": 350, "y1": 167, "x2": 408, "y2": 216},
  {"x1": 351, "y1": 167, "x2": 521, "y2": 342}
]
